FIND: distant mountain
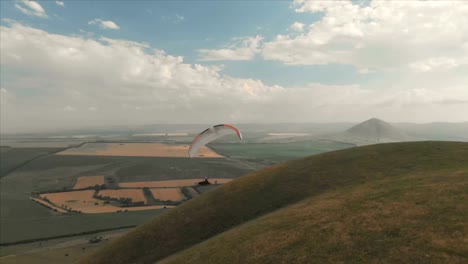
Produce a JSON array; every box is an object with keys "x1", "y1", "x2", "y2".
[
  {"x1": 346, "y1": 118, "x2": 409, "y2": 142},
  {"x1": 317, "y1": 118, "x2": 412, "y2": 145}
]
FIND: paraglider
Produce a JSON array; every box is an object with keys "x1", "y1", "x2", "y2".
[{"x1": 188, "y1": 124, "x2": 243, "y2": 158}]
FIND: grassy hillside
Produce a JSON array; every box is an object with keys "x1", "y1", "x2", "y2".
[{"x1": 83, "y1": 142, "x2": 468, "y2": 263}]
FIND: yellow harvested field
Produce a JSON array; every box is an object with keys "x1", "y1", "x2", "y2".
[
  {"x1": 120, "y1": 178, "x2": 232, "y2": 188},
  {"x1": 39, "y1": 190, "x2": 173, "y2": 213},
  {"x1": 98, "y1": 189, "x2": 147, "y2": 204},
  {"x1": 30, "y1": 198, "x2": 68, "y2": 213},
  {"x1": 56, "y1": 143, "x2": 222, "y2": 158},
  {"x1": 73, "y1": 176, "x2": 104, "y2": 189},
  {"x1": 151, "y1": 188, "x2": 185, "y2": 202},
  {"x1": 40, "y1": 190, "x2": 107, "y2": 213}
]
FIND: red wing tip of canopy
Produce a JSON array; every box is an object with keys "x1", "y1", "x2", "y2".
[
  {"x1": 188, "y1": 124, "x2": 243, "y2": 158},
  {"x1": 220, "y1": 124, "x2": 243, "y2": 140}
]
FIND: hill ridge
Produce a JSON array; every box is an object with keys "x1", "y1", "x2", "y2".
[{"x1": 83, "y1": 141, "x2": 468, "y2": 264}]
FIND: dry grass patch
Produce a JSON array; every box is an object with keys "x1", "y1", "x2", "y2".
[
  {"x1": 98, "y1": 189, "x2": 147, "y2": 204},
  {"x1": 73, "y1": 176, "x2": 105, "y2": 189},
  {"x1": 57, "y1": 143, "x2": 222, "y2": 158},
  {"x1": 119, "y1": 178, "x2": 232, "y2": 188},
  {"x1": 151, "y1": 188, "x2": 185, "y2": 202}
]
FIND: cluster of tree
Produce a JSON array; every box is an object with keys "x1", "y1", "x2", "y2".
[
  {"x1": 181, "y1": 187, "x2": 196, "y2": 200},
  {"x1": 31, "y1": 198, "x2": 60, "y2": 212},
  {"x1": 94, "y1": 193, "x2": 144, "y2": 207},
  {"x1": 142, "y1": 187, "x2": 152, "y2": 197},
  {"x1": 59, "y1": 204, "x2": 82, "y2": 213}
]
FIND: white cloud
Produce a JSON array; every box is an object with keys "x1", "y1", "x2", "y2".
[
  {"x1": 64, "y1": 105, "x2": 76, "y2": 111},
  {"x1": 289, "y1": 22, "x2": 305, "y2": 32},
  {"x1": 262, "y1": 0, "x2": 468, "y2": 72},
  {"x1": 1, "y1": 23, "x2": 467, "y2": 133},
  {"x1": 88, "y1": 19, "x2": 120, "y2": 30},
  {"x1": 56, "y1": 1, "x2": 65, "y2": 7},
  {"x1": 409, "y1": 57, "x2": 461, "y2": 72},
  {"x1": 15, "y1": 0, "x2": 48, "y2": 18},
  {"x1": 198, "y1": 35, "x2": 263, "y2": 61}
]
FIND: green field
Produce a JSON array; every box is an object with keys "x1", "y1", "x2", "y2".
[
  {"x1": 84, "y1": 141, "x2": 468, "y2": 264},
  {"x1": 0, "y1": 227, "x2": 132, "y2": 264},
  {"x1": 210, "y1": 140, "x2": 354, "y2": 162},
  {"x1": 0, "y1": 147, "x2": 64, "y2": 177}
]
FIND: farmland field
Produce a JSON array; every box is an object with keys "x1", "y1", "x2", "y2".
[
  {"x1": 210, "y1": 140, "x2": 354, "y2": 162},
  {"x1": 57, "y1": 143, "x2": 222, "y2": 158},
  {"x1": 41, "y1": 190, "x2": 113, "y2": 213},
  {"x1": 73, "y1": 176, "x2": 105, "y2": 189},
  {"x1": 0, "y1": 139, "x2": 349, "y2": 246},
  {"x1": 98, "y1": 189, "x2": 146, "y2": 204},
  {"x1": 0, "y1": 151, "x2": 252, "y2": 244},
  {"x1": 40, "y1": 190, "x2": 170, "y2": 213},
  {"x1": 150, "y1": 189, "x2": 185, "y2": 202}
]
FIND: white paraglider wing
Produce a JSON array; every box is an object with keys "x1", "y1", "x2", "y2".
[{"x1": 188, "y1": 124, "x2": 242, "y2": 158}]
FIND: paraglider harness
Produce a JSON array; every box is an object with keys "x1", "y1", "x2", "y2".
[{"x1": 198, "y1": 177, "x2": 211, "y2": 186}]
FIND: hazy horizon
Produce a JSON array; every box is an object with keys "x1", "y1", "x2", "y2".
[{"x1": 1, "y1": 1, "x2": 468, "y2": 133}]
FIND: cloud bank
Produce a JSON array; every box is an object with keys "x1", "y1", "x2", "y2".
[
  {"x1": 263, "y1": 0, "x2": 468, "y2": 72},
  {"x1": 2, "y1": 0, "x2": 468, "y2": 133}
]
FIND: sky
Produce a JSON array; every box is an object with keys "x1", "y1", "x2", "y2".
[{"x1": 1, "y1": 0, "x2": 468, "y2": 133}]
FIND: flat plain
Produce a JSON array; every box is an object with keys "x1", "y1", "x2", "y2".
[{"x1": 57, "y1": 143, "x2": 222, "y2": 158}]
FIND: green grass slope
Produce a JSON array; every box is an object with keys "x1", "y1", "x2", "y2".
[{"x1": 83, "y1": 142, "x2": 468, "y2": 264}]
